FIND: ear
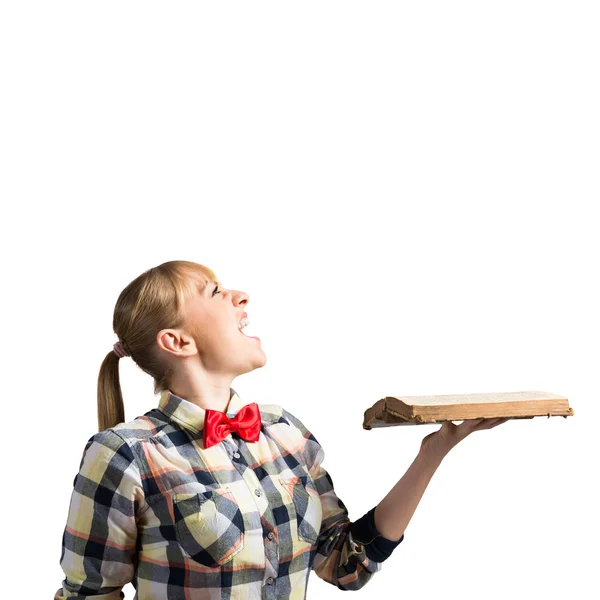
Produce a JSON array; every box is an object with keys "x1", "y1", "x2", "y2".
[{"x1": 156, "y1": 329, "x2": 198, "y2": 357}]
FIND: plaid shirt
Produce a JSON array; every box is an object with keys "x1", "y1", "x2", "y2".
[{"x1": 55, "y1": 389, "x2": 404, "y2": 599}]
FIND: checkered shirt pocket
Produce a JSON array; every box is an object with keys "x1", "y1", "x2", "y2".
[{"x1": 172, "y1": 487, "x2": 245, "y2": 567}]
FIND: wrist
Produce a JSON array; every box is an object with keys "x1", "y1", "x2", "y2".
[{"x1": 419, "y1": 437, "x2": 453, "y2": 463}]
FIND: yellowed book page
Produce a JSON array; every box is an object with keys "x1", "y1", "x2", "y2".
[{"x1": 389, "y1": 390, "x2": 567, "y2": 407}]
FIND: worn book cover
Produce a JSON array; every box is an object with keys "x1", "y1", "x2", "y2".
[{"x1": 363, "y1": 390, "x2": 574, "y2": 429}]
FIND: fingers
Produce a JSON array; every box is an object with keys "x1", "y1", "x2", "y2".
[
  {"x1": 455, "y1": 417, "x2": 507, "y2": 430},
  {"x1": 473, "y1": 417, "x2": 511, "y2": 430},
  {"x1": 451, "y1": 417, "x2": 511, "y2": 436},
  {"x1": 456, "y1": 418, "x2": 485, "y2": 433}
]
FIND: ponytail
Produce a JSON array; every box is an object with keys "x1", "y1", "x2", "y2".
[{"x1": 97, "y1": 349, "x2": 126, "y2": 432}]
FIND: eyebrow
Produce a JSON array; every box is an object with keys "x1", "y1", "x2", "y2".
[{"x1": 204, "y1": 279, "x2": 219, "y2": 293}]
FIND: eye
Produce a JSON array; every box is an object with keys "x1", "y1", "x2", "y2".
[{"x1": 212, "y1": 285, "x2": 221, "y2": 296}]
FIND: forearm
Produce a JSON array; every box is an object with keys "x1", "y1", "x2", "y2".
[{"x1": 373, "y1": 446, "x2": 447, "y2": 542}]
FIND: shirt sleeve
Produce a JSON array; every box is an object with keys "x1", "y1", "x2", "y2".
[
  {"x1": 54, "y1": 429, "x2": 145, "y2": 600},
  {"x1": 282, "y1": 408, "x2": 404, "y2": 591}
]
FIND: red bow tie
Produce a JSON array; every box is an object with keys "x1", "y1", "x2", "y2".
[{"x1": 203, "y1": 402, "x2": 262, "y2": 449}]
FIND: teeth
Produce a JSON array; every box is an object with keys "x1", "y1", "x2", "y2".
[{"x1": 238, "y1": 318, "x2": 250, "y2": 330}]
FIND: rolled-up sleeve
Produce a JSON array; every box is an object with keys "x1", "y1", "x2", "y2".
[
  {"x1": 54, "y1": 429, "x2": 145, "y2": 600},
  {"x1": 282, "y1": 409, "x2": 404, "y2": 590}
]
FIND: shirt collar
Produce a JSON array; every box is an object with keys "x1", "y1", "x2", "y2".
[{"x1": 157, "y1": 388, "x2": 286, "y2": 435}]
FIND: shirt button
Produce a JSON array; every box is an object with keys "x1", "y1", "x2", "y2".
[
  {"x1": 233, "y1": 452, "x2": 240, "y2": 458},
  {"x1": 254, "y1": 489, "x2": 262, "y2": 497},
  {"x1": 266, "y1": 577, "x2": 274, "y2": 585},
  {"x1": 268, "y1": 532, "x2": 274, "y2": 540}
]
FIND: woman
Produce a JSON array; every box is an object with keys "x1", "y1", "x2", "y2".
[{"x1": 55, "y1": 260, "x2": 508, "y2": 600}]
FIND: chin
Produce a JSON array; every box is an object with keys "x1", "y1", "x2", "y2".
[
  {"x1": 238, "y1": 353, "x2": 267, "y2": 376},
  {"x1": 252, "y1": 351, "x2": 268, "y2": 370}
]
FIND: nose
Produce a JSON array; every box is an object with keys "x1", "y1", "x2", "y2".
[{"x1": 234, "y1": 290, "x2": 249, "y2": 307}]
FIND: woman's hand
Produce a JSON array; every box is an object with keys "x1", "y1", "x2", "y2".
[{"x1": 420, "y1": 417, "x2": 511, "y2": 458}]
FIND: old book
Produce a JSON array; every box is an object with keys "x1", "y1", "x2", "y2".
[{"x1": 363, "y1": 390, "x2": 574, "y2": 429}]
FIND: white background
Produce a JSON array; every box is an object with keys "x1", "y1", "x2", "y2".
[{"x1": 1, "y1": 1, "x2": 598, "y2": 598}]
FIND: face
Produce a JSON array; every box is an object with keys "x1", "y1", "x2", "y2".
[{"x1": 179, "y1": 276, "x2": 267, "y2": 376}]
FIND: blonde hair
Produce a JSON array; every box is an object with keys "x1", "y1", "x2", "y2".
[{"x1": 97, "y1": 260, "x2": 217, "y2": 432}]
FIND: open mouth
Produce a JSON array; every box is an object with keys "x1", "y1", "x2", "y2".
[{"x1": 238, "y1": 320, "x2": 260, "y2": 341}]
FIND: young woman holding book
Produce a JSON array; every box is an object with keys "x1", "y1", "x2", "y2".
[{"x1": 54, "y1": 260, "x2": 508, "y2": 600}]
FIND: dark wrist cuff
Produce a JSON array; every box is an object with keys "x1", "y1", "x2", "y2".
[{"x1": 350, "y1": 506, "x2": 405, "y2": 562}]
